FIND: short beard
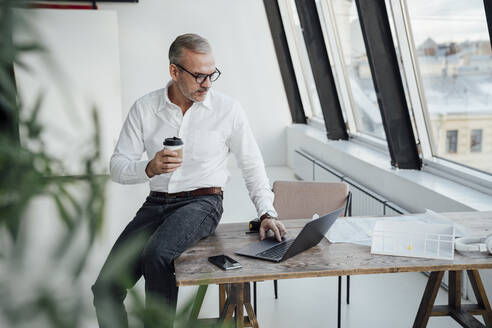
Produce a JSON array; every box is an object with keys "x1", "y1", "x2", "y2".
[{"x1": 176, "y1": 80, "x2": 197, "y2": 103}]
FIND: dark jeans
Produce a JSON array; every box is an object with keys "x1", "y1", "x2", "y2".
[{"x1": 91, "y1": 193, "x2": 223, "y2": 328}]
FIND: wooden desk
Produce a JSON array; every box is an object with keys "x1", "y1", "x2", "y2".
[{"x1": 175, "y1": 211, "x2": 492, "y2": 327}]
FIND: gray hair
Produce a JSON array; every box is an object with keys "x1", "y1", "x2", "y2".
[{"x1": 169, "y1": 33, "x2": 212, "y2": 65}]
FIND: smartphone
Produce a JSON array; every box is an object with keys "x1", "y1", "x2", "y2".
[{"x1": 208, "y1": 255, "x2": 242, "y2": 270}]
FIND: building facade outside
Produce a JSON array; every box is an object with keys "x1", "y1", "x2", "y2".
[{"x1": 431, "y1": 113, "x2": 492, "y2": 173}]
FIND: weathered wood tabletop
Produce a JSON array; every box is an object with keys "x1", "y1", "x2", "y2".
[{"x1": 175, "y1": 211, "x2": 492, "y2": 286}]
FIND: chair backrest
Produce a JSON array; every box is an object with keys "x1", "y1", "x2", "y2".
[{"x1": 273, "y1": 181, "x2": 349, "y2": 220}]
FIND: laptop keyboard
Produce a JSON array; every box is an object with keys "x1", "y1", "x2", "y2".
[{"x1": 256, "y1": 239, "x2": 295, "y2": 259}]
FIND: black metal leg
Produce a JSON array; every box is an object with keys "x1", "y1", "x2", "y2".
[
  {"x1": 347, "y1": 275, "x2": 350, "y2": 304},
  {"x1": 338, "y1": 276, "x2": 342, "y2": 328},
  {"x1": 274, "y1": 280, "x2": 278, "y2": 299},
  {"x1": 253, "y1": 281, "x2": 257, "y2": 315}
]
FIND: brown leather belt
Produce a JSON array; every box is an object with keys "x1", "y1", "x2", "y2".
[{"x1": 150, "y1": 187, "x2": 223, "y2": 199}]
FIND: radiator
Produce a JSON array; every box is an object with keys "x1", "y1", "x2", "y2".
[{"x1": 295, "y1": 150, "x2": 407, "y2": 216}]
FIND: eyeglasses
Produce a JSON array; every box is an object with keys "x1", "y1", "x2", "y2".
[{"x1": 175, "y1": 63, "x2": 221, "y2": 84}]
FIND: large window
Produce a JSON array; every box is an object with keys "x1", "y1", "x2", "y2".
[
  {"x1": 282, "y1": 0, "x2": 492, "y2": 182},
  {"x1": 331, "y1": 0, "x2": 386, "y2": 140},
  {"x1": 406, "y1": 0, "x2": 492, "y2": 173}
]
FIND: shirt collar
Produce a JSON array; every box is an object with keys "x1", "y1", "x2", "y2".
[
  {"x1": 202, "y1": 91, "x2": 213, "y2": 110},
  {"x1": 161, "y1": 81, "x2": 213, "y2": 111}
]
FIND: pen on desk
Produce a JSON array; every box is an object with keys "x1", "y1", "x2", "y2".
[{"x1": 245, "y1": 231, "x2": 257, "y2": 234}]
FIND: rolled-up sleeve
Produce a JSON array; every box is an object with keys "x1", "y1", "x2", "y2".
[
  {"x1": 109, "y1": 102, "x2": 150, "y2": 184},
  {"x1": 230, "y1": 102, "x2": 278, "y2": 218}
]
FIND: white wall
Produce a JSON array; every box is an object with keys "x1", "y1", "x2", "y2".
[
  {"x1": 14, "y1": 9, "x2": 122, "y2": 175},
  {"x1": 99, "y1": 0, "x2": 291, "y2": 166}
]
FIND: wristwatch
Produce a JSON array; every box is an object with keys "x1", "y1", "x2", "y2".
[{"x1": 260, "y1": 213, "x2": 278, "y2": 221}]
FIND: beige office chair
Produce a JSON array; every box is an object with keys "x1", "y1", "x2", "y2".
[{"x1": 253, "y1": 180, "x2": 352, "y2": 328}]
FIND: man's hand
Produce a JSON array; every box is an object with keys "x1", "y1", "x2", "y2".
[
  {"x1": 259, "y1": 218, "x2": 286, "y2": 242},
  {"x1": 145, "y1": 148, "x2": 182, "y2": 178}
]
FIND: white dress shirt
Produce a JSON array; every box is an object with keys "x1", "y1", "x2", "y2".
[{"x1": 110, "y1": 82, "x2": 277, "y2": 218}]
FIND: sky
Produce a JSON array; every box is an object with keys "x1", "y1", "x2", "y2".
[
  {"x1": 341, "y1": 0, "x2": 490, "y2": 47},
  {"x1": 406, "y1": 0, "x2": 490, "y2": 45}
]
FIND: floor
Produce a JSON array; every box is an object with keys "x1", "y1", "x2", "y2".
[{"x1": 78, "y1": 166, "x2": 485, "y2": 327}]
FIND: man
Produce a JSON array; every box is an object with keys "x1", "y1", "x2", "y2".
[{"x1": 91, "y1": 33, "x2": 286, "y2": 327}]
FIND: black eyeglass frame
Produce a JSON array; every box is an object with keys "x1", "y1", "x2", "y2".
[{"x1": 175, "y1": 63, "x2": 221, "y2": 84}]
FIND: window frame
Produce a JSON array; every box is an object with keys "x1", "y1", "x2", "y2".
[
  {"x1": 293, "y1": 0, "x2": 348, "y2": 140},
  {"x1": 388, "y1": 0, "x2": 492, "y2": 193},
  {"x1": 284, "y1": 0, "x2": 391, "y2": 149},
  {"x1": 278, "y1": 0, "x2": 321, "y2": 120},
  {"x1": 263, "y1": 0, "x2": 307, "y2": 124},
  {"x1": 315, "y1": 0, "x2": 357, "y2": 134},
  {"x1": 385, "y1": 0, "x2": 433, "y2": 158},
  {"x1": 324, "y1": 0, "x2": 389, "y2": 142},
  {"x1": 424, "y1": 156, "x2": 492, "y2": 196},
  {"x1": 282, "y1": 0, "x2": 492, "y2": 193}
]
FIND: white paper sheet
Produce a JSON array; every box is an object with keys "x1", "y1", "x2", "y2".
[{"x1": 325, "y1": 209, "x2": 468, "y2": 246}]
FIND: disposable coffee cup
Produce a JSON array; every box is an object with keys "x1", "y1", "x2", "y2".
[{"x1": 163, "y1": 137, "x2": 184, "y2": 158}]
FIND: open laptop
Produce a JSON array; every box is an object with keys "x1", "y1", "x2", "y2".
[{"x1": 235, "y1": 207, "x2": 344, "y2": 262}]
